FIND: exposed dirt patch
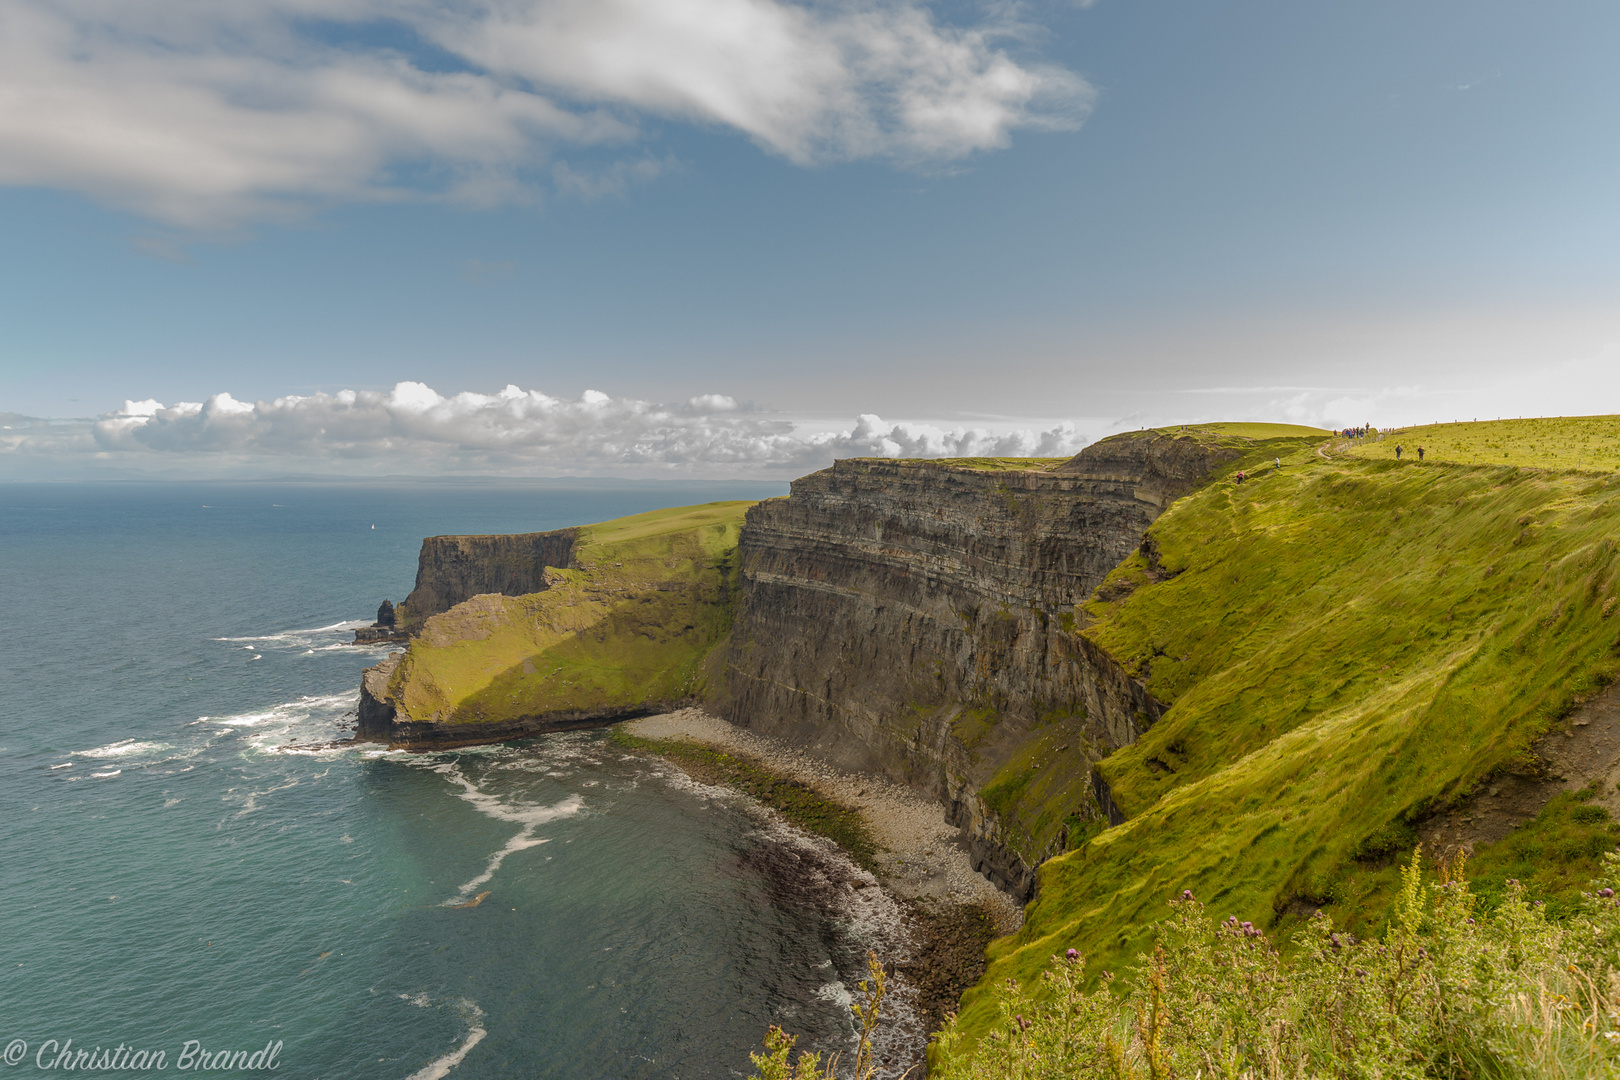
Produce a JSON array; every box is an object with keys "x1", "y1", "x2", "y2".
[{"x1": 1420, "y1": 679, "x2": 1620, "y2": 858}]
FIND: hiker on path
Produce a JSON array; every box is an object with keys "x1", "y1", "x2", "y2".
[
  {"x1": 1275, "y1": 457, "x2": 1281, "y2": 470},
  {"x1": 1395, "y1": 445, "x2": 1402, "y2": 459},
  {"x1": 1418, "y1": 447, "x2": 1426, "y2": 461}
]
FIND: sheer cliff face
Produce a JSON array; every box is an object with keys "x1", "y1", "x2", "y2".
[
  {"x1": 723, "y1": 433, "x2": 1233, "y2": 895},
  {"x1": 401, "y1": 530, "x2": 578, "y2": 626}
]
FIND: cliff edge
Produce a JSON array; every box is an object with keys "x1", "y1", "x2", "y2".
[{"x1": 357, "y1": 501, "x2": 752, "y2": 749}]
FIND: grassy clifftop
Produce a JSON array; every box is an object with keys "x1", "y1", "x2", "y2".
[
  {"x1": 384, "y1": 501, "x2": 752, "y2": 726},
  {"x1": 960, "y1": 418, "x2": 1620, "y2": 1041}
]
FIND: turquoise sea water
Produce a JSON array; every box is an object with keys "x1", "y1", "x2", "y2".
[{"x1": 0, "y1": 481, "x2": 907, "y2": 1079}]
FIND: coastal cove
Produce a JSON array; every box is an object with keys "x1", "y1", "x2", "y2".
[
  {"x1": 18, "y1": 417, "x2": 1620, "y2": 1076},
  {"x1": 0, "y1": 480, "x2": 964, "y2": 1080},
  {"x1": 347, "y1": 419, "x2": 1620, "y2": 1070}
]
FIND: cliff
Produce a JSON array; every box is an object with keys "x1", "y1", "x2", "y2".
[
  {"x1": 721, "y1": 429, "x2": 1270, "y2": 895},
  {"x1": 357, "y1": 502, "x2": 751, "y2": 749},
  {"x1": 400, "y1": 529, "x2": 581, "y2": 627}
]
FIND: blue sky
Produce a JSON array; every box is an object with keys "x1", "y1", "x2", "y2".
[{"x1": 2, "y1": 0, "x2": 1617, "y2": 477}]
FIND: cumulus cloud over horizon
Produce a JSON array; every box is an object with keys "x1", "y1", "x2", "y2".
[
  {"x1": 0, "y1": 0, "x2": 1093, "y2": 227},
  {"x1": 0, "y1": 381, "x2": 1092, "y2": 477}
]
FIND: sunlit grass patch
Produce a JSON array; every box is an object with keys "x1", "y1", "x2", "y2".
[
  {"x1": 386, "y1": 501, "x2": 754, "y2": 725},
  {"x1": 1347, "y1": 415, "x2": 1620, "y2": 472}
]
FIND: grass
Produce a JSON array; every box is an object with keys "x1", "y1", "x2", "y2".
[
  {"x1": 845, "y1": 457, "x2": 1068, "y2": 472},
  {"x1": 930, "y1": 855, "x2": 1620, "y2": 1078},
  {"x1": 385, "y1": 501, "x2": 753, "y2": 725},
  {"x1": 1467, "y1": 787, "x2": 1620, "y2": 918},
  {"x1": 1151, "y1": 421, "x2": 1331, "y2": 440},
  {"x1": 1346, "y1": 415, "x2": 1620, "y2": 472},
  {"x1": 956, "y1": 420, "x2": 1620, "y2": 1043},
  {"x1": 609, "y1": 732, "x2": 878, "y2": 869}
]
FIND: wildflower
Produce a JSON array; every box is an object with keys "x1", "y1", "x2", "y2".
[
  {"x1": 1015, "y1": 1014, "x2": 1031, "y2": 1032},
  {"x1": 1180, "y1": 889, "x2": 1195, "y2": 901},
  {"x1": 1065, "y1": 949, "x2": 1079, "y2": 962},
  {"x1": 1601, "y1": 887, "x2": 1614, "y2": 898}
]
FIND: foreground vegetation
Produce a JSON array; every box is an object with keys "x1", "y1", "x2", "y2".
[
  {"x1": 937, "y1": 853, "x2": 1620, "y2": 1078},
  {"x1": 759, "y1": 854, "x2": 1620, "y2": 1078},
  {"x1": 384, "y1": 501, "x2": 752, "y2": 724}
]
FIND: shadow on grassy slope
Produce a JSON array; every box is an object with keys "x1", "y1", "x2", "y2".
[
  {"x1": 387, "y1": 502, "x2": 751, "y2": 724},
  {"x1": 961, "y1": 441, "x2": 1620, "y2": 1041}
]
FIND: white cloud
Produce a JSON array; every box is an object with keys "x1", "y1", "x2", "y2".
[
  {"x1": 0, "y1": 0, "x2": 1092, "y2": 226},
  {"x1": 0, "y1": 381, "x2": 1092, "y2": 476}
]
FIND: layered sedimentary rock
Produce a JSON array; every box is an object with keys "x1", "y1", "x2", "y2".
[
  {"x1": 723, "y1": 432, "x2": 1234, "y2": 896},
  {"x1": 400, "y1": 530, "x2": 580, "y2": 626}
]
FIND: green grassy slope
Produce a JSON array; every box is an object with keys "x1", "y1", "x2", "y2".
[
  {"x1": 1347, "y1": 414, "x2": 1620, "y2": 471},
  {"x1": 960, "y1": 428, "x2": 1332, "y2": 872},
  {"x1": 958, "y1": 420, "x2": 1620, "y2": 1043},
  {"x1": 386, "y1": 502, "x2": 752, "y2": 724}
]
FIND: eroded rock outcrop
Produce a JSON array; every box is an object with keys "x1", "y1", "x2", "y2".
[
  {"x1": 400, "y1": 529, "x2": 580, "y2": 627},
  {"x1": 722, "y1": 432, "x2": 1230, "y2": 896},
  {"x1": 357, "y1": 503, "x2": 751, "y2": 749}
]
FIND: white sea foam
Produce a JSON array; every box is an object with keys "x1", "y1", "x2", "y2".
[
  {"x1": 90, "y1": 769, "x2": 121, "y2": 778},
  {"x1": 230, "y1": 777, "x2": 299, "y2": 816},
  {"x1": 443, "y1": 834, "x2": 553, "y2": 902},
  {"x1": 204, "y1": 692, "x2": 356, "y2": 728},
  {"x1": 656, "y1": 767, "x2": 928, "y2": 1080},
  {"x1": 402, "y1": 999, "x2": 486, "y2": 1080},
  {"x1": 216, "y1": 620, "x2": 369, "y2": 643},
  {"x1": 79, "y1": 739, "x2": 169, "y2": 758},
  {"x1": 425, "y1": 761, "x2": 584, "y2": 902}
]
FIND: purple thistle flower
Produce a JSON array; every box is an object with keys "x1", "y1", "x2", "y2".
[
  {"x1": 1065, "y1": 948, "x2": 1079, "y2": 962},
  {"x1": 1180, "y1": 889, "x2": 1195, "y2": 901},
  {"x1": 1601, "y1": 888, "x2": 1614, "y2": 898}
]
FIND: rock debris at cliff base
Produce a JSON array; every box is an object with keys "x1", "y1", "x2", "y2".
[{"x1": 622, "y1": 707, "x2": 1023, "y2": 935}]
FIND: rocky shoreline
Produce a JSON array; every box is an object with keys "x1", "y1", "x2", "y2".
[
  {"x1": 617, "y1": 708, "x2": 1019, "y2": 1072},
  {"x1": 621, "y1": 708, "x2": 1024, "y2": 935}
]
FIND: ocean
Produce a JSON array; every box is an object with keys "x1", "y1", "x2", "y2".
[{"x1": 0, "y1": 480, "x2": 910, "y2": 1079}]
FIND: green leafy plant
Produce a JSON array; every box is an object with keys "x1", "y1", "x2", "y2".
[
  {"x1": 931, "y1": 850, "x2": 1620, "y2": 1078},
  {"x1": 749, "y1": 951, "x2": 902, "y2": 1080}
]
